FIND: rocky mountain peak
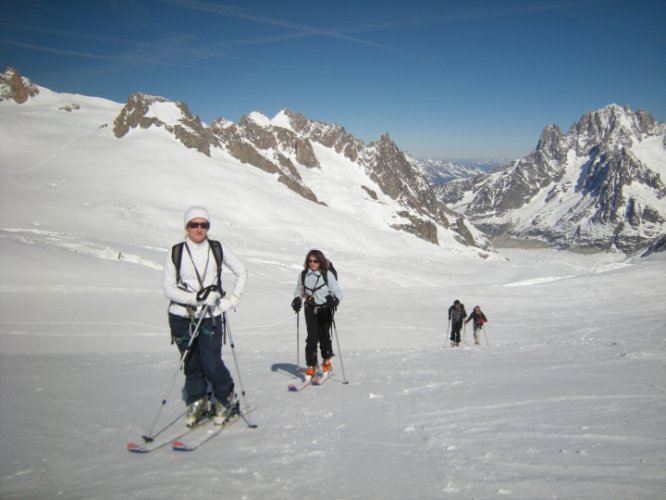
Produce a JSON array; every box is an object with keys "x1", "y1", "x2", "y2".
[
  {"x1": 280, "y1": 108, "x2": 308, "y2": 132},
  {"x1": 278, "y1": 109, "x2": 364, "y2": 162},
  {"x1": 0, "y1": 65, "x2": 39, "y2": 103},
  {"x1": 366, "y1": 133, "x2": 419, "y2": 197},
  {"x1": 438, "y1": 104, "x2": 666, "y2": 255},
  {"x1": 571, "y1": 104, "x2": 664, "y2": 155},
  {"x1": 113, "y1": 93, "x2": 216, "y2": 155},
  {"x1": 536, "y1": 124, "x2": 566, "y2": 160}
]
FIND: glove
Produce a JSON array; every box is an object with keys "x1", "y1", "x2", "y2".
[
  {"x1": 218, "y1": 297, "x2": 233, "y2": 313},
  {"x1": 217, "y1": 293, "x2": 241, "y2": 313},
  {"x1": 326, "y1": 295, "x2": 339, "y2": 309},
  {"x1": 291, "y1": 297, "x2": 301, "y2": 312},
  {"x1": 199, "y1": 291, "x2": 221, "y2": 308}
]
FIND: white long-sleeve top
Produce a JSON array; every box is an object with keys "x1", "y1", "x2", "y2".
[{"x1": 163, "y1": 237, "x2": 248, "y2": 318}]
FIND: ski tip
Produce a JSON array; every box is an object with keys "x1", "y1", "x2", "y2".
[
  {"x1": 172, "y1": 441, "x2": 192, "y2": 452},
  {"x1": 127, "y1": 442, "x2": 147, "y2": 453}
]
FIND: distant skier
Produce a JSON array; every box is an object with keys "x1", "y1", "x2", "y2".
[
  {"x1": 163, "y1": 206, "x2": 248, "y2": 427},
  {"x1": 291, "y1": 249, "x2": 342, "y2": 381},
  {"x1": 464, "y1": 305, "x2": 488, "y2": 345},
  {"x1": 448, "y1": 299, "x2": 467, "y2": 346}
]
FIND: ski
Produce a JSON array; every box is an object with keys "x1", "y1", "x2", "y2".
[
  {"x1": 126, "y1": 413, "x2": 215, "y2": 454},
  {"x1": 172, "y1": 403, "x2": 256, "y2": 452},
  {"x1": 288, "y1": 376, "x2": 319, "y2": 392},
  {"x1": 311, "y1": 371, "x2": 333, "y2": 386},
  {"x1": 288, "y1": 371, "x2": 332, "y2": 391}
]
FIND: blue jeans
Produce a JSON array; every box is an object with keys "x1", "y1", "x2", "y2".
[{"x1": 169, "y1": 313, "x2": 234, "y2": 406}]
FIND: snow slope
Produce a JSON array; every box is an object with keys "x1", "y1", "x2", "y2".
[{"x1": 1, "y1": 89, "x2": 665, "y2": 500}]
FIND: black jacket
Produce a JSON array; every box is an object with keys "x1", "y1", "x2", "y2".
[
  {"x1": 465, "y1": 310, "x2": 488, "y2": 327},
  {"x1": 448, "y1": 304, "x2": 467, "y2": 323}
]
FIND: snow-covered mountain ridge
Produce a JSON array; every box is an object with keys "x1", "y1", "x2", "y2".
[
  {"x1": 4, "y1": 65, "x2": 665, "y2": 256},
  {"x1": 0, "y1": 65, "x2": 495, "y2": 261},
  {"x1": 437, "y1": 104, "x2": 666, "y2": 254},
  {"x1": 1, "y1": 66, "x2": 491, "y2": 251}
]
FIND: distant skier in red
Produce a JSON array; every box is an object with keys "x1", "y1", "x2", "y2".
[{"x1": 465, "y1": 305, "x2": 488, "y2": 345}]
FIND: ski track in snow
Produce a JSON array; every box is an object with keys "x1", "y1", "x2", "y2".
[{"x1": 0, "y1": 228, "x2": 163, "y2": 271}]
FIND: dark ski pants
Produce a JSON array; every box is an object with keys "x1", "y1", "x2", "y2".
[
  {"x1": 303, "y1": 305, "x2": 334, "y2": 367},
  {"x1": 450, "y1": 320, "x2": 463, "y2": 343},
  {"x1": 168, "y1": 313, "x2": 234, "y2": 406}
]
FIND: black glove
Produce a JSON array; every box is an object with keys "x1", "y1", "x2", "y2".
[
  {"x1": 291, "y1": 297, "x2": 301, "y2": 313},
  {"x1": 326, "y1": 295, "x2": 339, "y2": 309}
]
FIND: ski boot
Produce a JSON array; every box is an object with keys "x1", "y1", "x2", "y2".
[
  {"x1": 304, "y1": 366, "x2": 316, "y2": 381},
  {"x1": 185, "y1": 397, "x2": 210, "y2": 427},
  {"x1": 321, "y1": 358, "x2": 333, "y2": 377},
  {"x1": 214, "y1": 392, "x2": 237, "y2": 425}
]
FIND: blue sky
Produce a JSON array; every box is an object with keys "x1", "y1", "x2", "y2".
[{"x1": 1, "y1": 0, "x2": 664, "y2": 159}]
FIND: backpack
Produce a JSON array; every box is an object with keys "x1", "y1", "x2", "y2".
[
  {"x1": 300, "y1": 261, "x2": 337, "y2": 293},
  {"x1": 449, "y1": 303, "x2": 466, "y2": 322},
  {"x1": 171, "y1": 239, "x2": 224, "y2": 292}
]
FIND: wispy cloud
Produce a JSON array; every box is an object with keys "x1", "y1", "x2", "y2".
[
  {"x1": 153, "y1": 0, "x2": 428, "y2": 58},
  {"x1": 0, "y1": 38, "x2": 208, "y2": 68},
  {"x1": 0, "y1": 24, "x2": 294, "y2": 70}
]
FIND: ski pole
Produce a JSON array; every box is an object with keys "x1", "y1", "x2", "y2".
[
  {"x1": 296, "y1": 310, "x2": 300, "y2": 368},
  {"x1": 446, "y1": 319, "x2": 450, "y2": 346},
  {"x1": 331, "y1": 315, "x2": 349, "y2": 385},
  {"x1": 143, "y1": 310, "x2": 207, "y2": 442},
  {"x1": 462, "y1": 322, "x2": 467, "y2": 346},
  {"x1": 223, "y1": 312, "x2": 257, "y2": 427},
  {"x1": 483, "y1": 324, "x2": 489, "y2": 345},
  {"x1": 142, "y1": 407, "x2": 188, "y2": 442}
]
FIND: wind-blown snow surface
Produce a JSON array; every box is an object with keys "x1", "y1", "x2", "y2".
[{"x1": 1, "y1": 91, "x2": 666, "y2": 499}]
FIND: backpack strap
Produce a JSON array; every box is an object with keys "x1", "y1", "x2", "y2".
[
  {"x1": 171, "y1": 239, "x2": 224, "y2": 293},
  {"x1": 208, "y1": 239, "x2": 224, "y2": 292},
  {"x1": 301, "y1": 269, "x2": 328, "y2": 296},
  {"x1": 171, "y1": 242, "x2": 186, "y2": 289},
  {"x1": 300, "y1": 260, "x2": 336, "y2": 292}
]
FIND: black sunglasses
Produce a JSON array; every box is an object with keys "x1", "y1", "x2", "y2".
[
  {"x1": 188, "y1": 221, "x2": 210, "y2": 229},
  {"x1": 308, "y1": 259, "x2": 319, "y2": 263}
]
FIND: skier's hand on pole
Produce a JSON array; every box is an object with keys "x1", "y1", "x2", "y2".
[{"x1": 196, "y1": 285, "x2": 220, "y2": 306}]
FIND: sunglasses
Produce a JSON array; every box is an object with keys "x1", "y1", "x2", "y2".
[
  {"x1": 308, "y1": 259, "x2": 319, "y2": 263},
  {"x1": 188, "y1": 221, "x2": 210, "y2": 229}
]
